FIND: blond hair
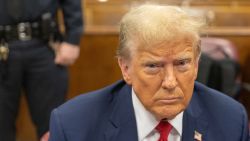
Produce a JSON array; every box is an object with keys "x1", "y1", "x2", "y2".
[{"x1": 117, "y1": 4, "x2": 205, "y2": 60}]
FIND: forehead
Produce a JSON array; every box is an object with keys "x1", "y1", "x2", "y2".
[{"x1": 135, "y1": 40, "x2": 195, "y2": 60}]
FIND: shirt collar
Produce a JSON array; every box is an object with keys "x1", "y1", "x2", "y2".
[
  {"x1": 168, "y1": 111, "x2": 183, "y2": 136},
  {"x1": 132, "y1": 88, "x2": 183, "y2": 140}
]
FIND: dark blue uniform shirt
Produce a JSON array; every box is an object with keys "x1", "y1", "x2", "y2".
[{"x1": 0, "y1": 0, "x2": 83, "y2": 45}]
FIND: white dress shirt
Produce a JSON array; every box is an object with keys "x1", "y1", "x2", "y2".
[{"x1": 132, "y1": 88, "x2": 183, "y2": 141}]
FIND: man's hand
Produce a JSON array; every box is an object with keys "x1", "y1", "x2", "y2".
[{"x1": 54, "y1": 42, "x2": 80, "y2": 66}]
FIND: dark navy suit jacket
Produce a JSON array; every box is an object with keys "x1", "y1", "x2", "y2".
[{"x1": 49, "y1": 80, "x2": 249, "y2": 141}]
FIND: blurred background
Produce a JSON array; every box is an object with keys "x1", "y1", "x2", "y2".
[{"x1": 16, "y1": 0, "x2": 250, "y2": 140}]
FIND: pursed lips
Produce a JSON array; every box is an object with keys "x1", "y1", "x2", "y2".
[{"x1": 156, "y1": 97, "x2": 183, "y2": 104}]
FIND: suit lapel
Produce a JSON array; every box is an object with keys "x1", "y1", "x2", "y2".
[
  {"x1": 104, "y1": 84, "x2": 138, "y2": 141},
  {"x1": 182, "y1": 90, "x2": 208, "y2": 141}
]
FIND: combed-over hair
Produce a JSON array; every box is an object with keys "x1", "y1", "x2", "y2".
[{"x1": 117, "y1": 4, "x2": 205, "y2": 60}]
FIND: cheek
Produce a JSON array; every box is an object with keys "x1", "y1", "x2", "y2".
[
  {"x1": 183, "y1": 85, "x2": 194, "y2": 102},
  {"x1": 132, "y1": 75, "x2": 163, "y2": 107},
  {"x1": 176, "y1": 69, "x2": 196, "y2": 102},
  {"x1": 183, "y1": 84, "x2": 195, "y2": 108},
  {"x1": 180, "y1": 65, "x2": 198, "y2": 82},
  {"x1": 132, "y1": 67, "x2": 162, "y2": 91},
  {"x1": 133, "y1": 79, "x2": 158, "y2": 99}
]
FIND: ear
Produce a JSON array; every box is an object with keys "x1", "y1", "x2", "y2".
[{"x1": 118, "y1": 57, "x2": 132, "y2": 85}]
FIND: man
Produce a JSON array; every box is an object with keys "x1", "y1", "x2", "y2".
[
  {"x1": 0, "y1": 0, "x2": 83, "y2": 141},
  {"x1": 49, "y1": 4, "x2": 249, "y2": 141}
]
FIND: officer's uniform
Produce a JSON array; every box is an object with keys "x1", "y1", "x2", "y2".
[{"x1": 0, "y1": 0, "x2": 83, "y2": 141}]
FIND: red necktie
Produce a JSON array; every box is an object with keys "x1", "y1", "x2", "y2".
[{"x1": 155, "y1": 120, "x2": 172, "y2": 141}]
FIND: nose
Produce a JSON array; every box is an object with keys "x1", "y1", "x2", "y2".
[{"x1": 161, "y1": 65, "x2": 177, "y2": 91}]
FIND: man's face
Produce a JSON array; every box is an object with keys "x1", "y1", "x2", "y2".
[{"x1": 119, "y1": 41, "x2": 199, "y2": 120}]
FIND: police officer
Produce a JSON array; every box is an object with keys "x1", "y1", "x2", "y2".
[{"x1": 0, "y1": 0, "x2": 83, "y2": 140}]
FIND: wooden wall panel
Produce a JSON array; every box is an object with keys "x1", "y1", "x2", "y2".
[
  {"x1": 16, "y1": 96, "x2": 36, "y2": 141},
  {"x1": 67, "y1": 35, "x2": 122, "y2": 98},
  {"x1": 86, "y1": 0, "x2": 250, "y2": 5},
  {"x1": 85, "y1": 1, "x2": 250, "y2": 27}
]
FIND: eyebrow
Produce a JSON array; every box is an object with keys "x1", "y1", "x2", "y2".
[
  {"x1": 174, "y1": 58, "x2": 192, "y2": 62},
  {"x1": 141, "y1": 60, "x2": 163, "y2": 65},
  {"x1": 176, "y1": 55, "x2": 192, "y2": 59},
  {"x1": 140, "y1": 55, "x2": 163, "y2": 63}
]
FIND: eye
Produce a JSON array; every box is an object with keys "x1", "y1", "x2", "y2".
[
  {"x1": 144, "y1": 63, "x2": 162, "y2": 74},
  {"x1": 176, "y1": 59, "x2": 189, "y2": 66},
  {"x1": 174, "y1": 59, "x2": 191, "y2": 71},
  {"x1": 146, "y1": 63, "x2": 159, "y2": 68}
]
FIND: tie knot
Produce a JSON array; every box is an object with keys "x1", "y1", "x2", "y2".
[{"x1": 155, "y1": 120, "x2": 172, "y2": 141}]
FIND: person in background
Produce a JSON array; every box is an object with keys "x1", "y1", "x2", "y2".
[
  {"x1": 0, "y1": 0, "x2": 83, "y2": 140},
  {"x1": 49, "y1": 4, "x2": 249, "y2": 141}
]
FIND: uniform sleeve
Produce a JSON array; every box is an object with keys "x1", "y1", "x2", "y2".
[
  {"x1": 49, "y1": 109, "x2": 67, "y2": 141},
  {"x1": 59, "y1": 0, "x2": 83, "y2": 45}
]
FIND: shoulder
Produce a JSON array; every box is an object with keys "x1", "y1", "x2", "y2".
[
  {"x1": 194, "y1": 81, "x2": 244, "y2": 111},
  {"x1": 187, "y1": 82, "x2": 249, "y2": 140},
  {"x1": 55, "y1": 80, "x2": 127, "y2": 118},
  {"x1": 49, "y1": 80, "x2": 129, "y2": 140},
  {"x1": 49, "y1": 80, "x2": 131, "y2": 140},
  {"x1": 194, "y1": 81, "x2": 247, "y2": 125}
]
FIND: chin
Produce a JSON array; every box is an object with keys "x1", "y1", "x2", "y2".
[{"x1": 155, "y1": 106, "x2": 184, "y2": 120}]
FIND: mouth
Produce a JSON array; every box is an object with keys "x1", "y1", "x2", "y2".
[{"x1": 157, "y1": 97, "x2": 182, "y2": 104}]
